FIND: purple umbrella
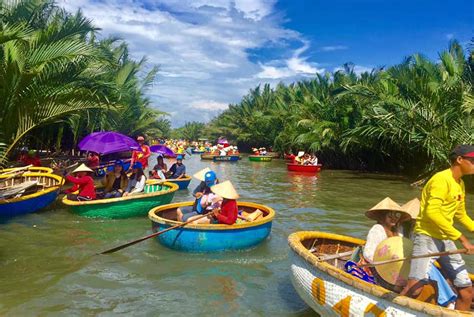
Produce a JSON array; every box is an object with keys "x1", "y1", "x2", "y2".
[
  {"x1": 78, "y1": 131, "x2": 141, "y2": 155},
  {"x1": 150, "y1": 145, "x2": 175, "y2": 157},
  {"x1": 217, "y1": 137, "x2": 229, "y2": 145}
]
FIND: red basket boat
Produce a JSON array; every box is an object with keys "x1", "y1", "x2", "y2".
[{"x1": 286, "y1": 163, "x2": 322, "y2": 173}]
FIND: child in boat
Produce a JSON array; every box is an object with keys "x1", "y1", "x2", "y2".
[
  {"x1": 190, "y1": 181, "x2": 239, "y2": 225},
  {"x1": 123, "y1": 162, "x2": 146, "y2": 196},
  {"x1": 64, "y1": 164, "x2": 96, "y2": 201},
  {"x1": 150, "y1": 155, "x2": 167, "y2": 180},
  {"x1": 102, "y1": 160, "x2": 128, "y2": 198},
  {"x1": 176, "y1": 169, "x2": 218, "y2": 222},
  {"x1": 401, "y1": 145, "x2": 474, "y2": 311}
]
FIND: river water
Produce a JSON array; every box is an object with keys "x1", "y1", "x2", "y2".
[{"x1": 1, "y1": 155, "x2": 473, "y2": 316}]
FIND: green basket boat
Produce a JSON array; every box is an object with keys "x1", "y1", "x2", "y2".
[
  {"x1": 248, "y1": 155, "x2": 273, "y2": 162},
  {"x1": 62, "y1": 182, "x2": 179, "y2": 219}
]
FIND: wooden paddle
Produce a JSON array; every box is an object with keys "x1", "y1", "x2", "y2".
[
  {"x1": 360, "y1": 248, "x2": 468, "y2": 267},
  {"x1": 98, "y1": 212, "x2": 213, "y2": 255}
]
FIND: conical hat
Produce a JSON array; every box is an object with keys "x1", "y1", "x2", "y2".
[
  {"x1": 72, "y1": 163, "x2": 93, "y2": 174},
  {"x1": 211, "y1": 180, "x2": 239, "y2": 199},
  {"x1": 193, "y1": 167, "x2": 211, "y2": 182},
  {"x1": 297, "y1": 151, "x2": 305, "y2": 157},
  {"x1": 374, "y1": 236, "x2": 413, "y2": 286},
  {"x1": 365, "y1": 197, "x2": 411, "y2": 222},
  {"x1": 401, "y1": 198, "x2": 420, "y2": 220}
]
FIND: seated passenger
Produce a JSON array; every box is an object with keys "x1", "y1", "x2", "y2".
[
  {"x1": 177, "y1": 168, "x2": 217, "y2": 222},
  {"x1": 294, "y1": 151, "x2": 305, "y2": 164},
  {"x1": 102, "y1": 160, "x2": 128, "y2": 198},
  {"x1": 168, "y1": 155, "x2": 186, "y2": 179},
  {"x1": 123, "y1": 162, "x2": 146, "y2": 196},
  {"x1": 87, "y1": 152, "x2": 100, "y2": 169},
  {"x1": 151, "y1": 155, "x2": 167, "y2": 179},
  {"x1": 64, "y1": 164, "x2": 96, "y2": 201},
  {"x1": 189, "y1": 180, "x2": 239, "y2": 225}
]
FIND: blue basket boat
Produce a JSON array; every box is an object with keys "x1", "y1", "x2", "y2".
[
  {"x1": 213, "y1": 155, "x2": 240, "y2": 162},
  {"x1": 147, "y1": 176, "x2": 191, "y2": 190},
  {"x1": 148, "y1": 201, "x2": 275, "y2": 252},
  {"x1": 0, "y1": 172, "x2": 63, "y2": 218}
]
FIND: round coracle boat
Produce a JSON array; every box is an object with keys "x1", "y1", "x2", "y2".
[
  {"x1": 200, "y1": 153, "x2": 217, "y2": 160},
  {"x1": 191, "y1": 148, "x2": 205, "y2": 154},
  {"x1": 287, "y1": 163, "x2": 322, "y2": 173},
  {"x1": 288, "y1": 231, "x2": 474, "y2": 316},
  {"x1": 1, "y1": 166, "x2": 54, "y2": 175},
  {"x1": 213, "y1": 155, "x2": 240, "y2": 162},
  {"x1": 248, "y1": 155, "x2": 273, "y2": 162},
  {"x1": 147, "y1": 175, "x2": 191, "y2": 190},
  {"x1": 0, "y1": 172, "x2": 63, "y2": 217},
  {"x1": 62, "y1": 182, "x2": 179, "y2": 218},
  {"x1": 148, "y1": 201, "x2": 275, "y2": 252}
]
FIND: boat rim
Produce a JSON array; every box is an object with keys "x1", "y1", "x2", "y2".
[
  {"x1": 0, "y1": 172, "x2": 64, "y2": 205},
  {"x1": 62, "y1": 181, "x2": 179, "y2": 206},
  {"x1": 286, "y1": 163, "x2": 322, "y2": 167},
  {"x1": 149, "y1": 201, "x2": 275, "y2": 231},
  {"x1": 147, "y1": 176, "x2": 192, "y2": 184},
  {"x1": 288, "y1": 230, "x2": 473, "y2": 316},
  {"x1": 1, "y1": 166, "x2": 54, "y2": 174}
]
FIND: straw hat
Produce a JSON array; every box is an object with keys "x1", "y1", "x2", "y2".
[
  {"x1": 193, "y1": 167, "x2": 211, "y2": 182},
  {"x1": 211, "y1": 180, "x2": 239, "y2": 199},
  {"x1": 297, "y1": 151, "x2": 305, "y2": 157},
  {"x1": 374, "y1": 236, "x2": 414, "y2": 286},
  {"x1": 72, "y1": 163, "x2": 93, "y2": 174},
  {"x1": 365, "y1": 197, "x2": 411, "y2": 223},
  {"x1": 401, "y1": 198, "x2": 420, "y2": 220}
]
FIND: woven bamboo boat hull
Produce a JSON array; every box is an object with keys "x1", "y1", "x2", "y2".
[
  {"x1": 213, "y1": 155, "x2": 240, "y2": 162},
  {"x1": 62, "y1": 182, "x2": 179, "y2": 218},
  {"x1": 287, "y1": 163, "x2": 322, "y2": 173},
  {"x1": 248, "y1": 155, "x2": 273, "y2": 162},
  {"x1": 1, "y1": 166, "x2": 54, "y2": 174},
  {"x1": 288, "y1": 231, "x2": 473, "y2": 316},
  {"x1": 0, "y1": 172, "x2": 63, "y2": 217},
  {"x1": 148, "y1": 201, "x2": 275, "y2": 252},
  {"x1": 148, "y1": 176, "x2": 191, "y2": 190},
  {"x1": 200, "y1": 153, "x2": 216, "y2": 160}
]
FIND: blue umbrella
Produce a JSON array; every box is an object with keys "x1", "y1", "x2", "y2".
[{"x1": 78, "y1": 131, "x2": 141, "y2": 155}]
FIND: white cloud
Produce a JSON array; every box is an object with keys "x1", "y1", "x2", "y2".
[
  {"x1": 58, "y1": 0, "x2": 317, "y2": 126},
  {"x1": 320, "y1": 45, "x2": 348, "y2": 52}
]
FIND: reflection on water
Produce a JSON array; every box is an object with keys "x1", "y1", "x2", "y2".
[{"x1": 0, "y1": 155, "x2": 472, "y2": 315}]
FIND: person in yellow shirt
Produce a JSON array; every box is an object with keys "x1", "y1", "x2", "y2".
[{"x1": 401, "y1": 145, "x2": 474, "y2": 311}]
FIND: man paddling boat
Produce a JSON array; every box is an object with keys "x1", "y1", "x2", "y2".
[{"x1": 401, "y1": 145, "x2": 474, "y2": 311}]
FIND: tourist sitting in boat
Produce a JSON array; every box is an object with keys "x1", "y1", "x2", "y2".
[
  {"x1": 167, "y1": 155, "x2": 186, "y2": 179},
  {"x1": 252, "y1": 148, "x2": 260, "y2": 155},
  {"x1": 64, "y1": 164, "x2": 96, "y2": 201},
  {"x1": 150, "y1": 155, "x2": 167, "y2": 179},
  {"x1": 401, "y1": 145, "x2": 474, "y2": 311},
  {"x1": 123, "y1": 162, "x2": 146, "y2": 196},
  {"x1": 295, "y1": 151, "x2": 305, "y2": 164},
  {"x1": 176, "y1": 168, "x2": 218, "y2": 222},
  {"x1": 102, "y1": 160, "x2": 128, "y2": 199},
  {"x1": 87, "y1": 152, "x2": 100, "y2": 169},
  {"x1": 259, "y1": 147, "x2": 267, "y2": 155}
]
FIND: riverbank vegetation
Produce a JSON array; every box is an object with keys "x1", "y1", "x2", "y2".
[
  {"x1": 0, "y1": 0, "x2": 167, "y2": 165},
  {"x1": 206, "y1": 41, "x2": 474, "y2": 178}
]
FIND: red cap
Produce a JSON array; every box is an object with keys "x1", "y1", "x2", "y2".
[{"x1": 451, "y1": 145, "x2": 474, "y2": 158}]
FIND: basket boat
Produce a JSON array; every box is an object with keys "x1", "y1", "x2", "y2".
[
  {"x1": 148, "y1": 201, "x2": 275, "y2": 252},
  {"x1": 62, "y1": 182, "x2": 179, "y2": 218},
  {"x1": 0, "y1": 172, "x2": 63, "y2": 217},
  {"x1": 148, "y1": 175, "x2": 191, "y2": 190},
  {"x1": 1, "y1": 166, "x2": 54, "y2": 174},
  {"x1": 200, "y1": 153, "x2": 216, "y2": 160},
  {"x1": 287, "y1": 163, "x2": 322, "y2": 173},
  {"x1": 213, "y1": 155, "x2": 240, "y2": 162},
  {"x1": 288, "y1": 231, "x2": 474, "y2": 316},
  {"x1": 248, "y1": 155, "x2": 273, "y2": 162}
]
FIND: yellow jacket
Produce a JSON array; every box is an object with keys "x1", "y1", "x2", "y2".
[
  {"x1": 415, "y1": 169, "x2": 474, "y2": 240},
  {"x1": 102, "y1": 171, "x2": 128, "y2": 193}
]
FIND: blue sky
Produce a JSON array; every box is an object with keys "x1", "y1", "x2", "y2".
[{"x1": 60, "y1": 0, "x2": 473, "y2": 127}]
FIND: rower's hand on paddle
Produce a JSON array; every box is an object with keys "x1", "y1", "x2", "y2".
[
  {"x1": 459, "y1": 235, "x2": 474, "y2": 255},
  {"x1": 212, "y1": 208, "x2": 221, "y2": 216},
  {"x1": 195, "y1": 192, "x2": 203, "y2": 199}
]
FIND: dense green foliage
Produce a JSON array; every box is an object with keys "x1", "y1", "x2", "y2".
[
  {"x1": 171, "y1": 121, "x2": 206, "y2": 141},
  {"x1": 207, "y1": 42, "x2": 474, "y2": 178},
  {"x1": 0, "y1": 0, "x2": 167, "y2": 165}
]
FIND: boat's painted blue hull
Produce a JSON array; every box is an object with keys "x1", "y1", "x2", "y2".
[
  {"x1": 167, "y1": 178, "x2": 191, "y2": 190},
  {"x1": 213, "y1": 155, "x2": 240, "y2": 162},
  {"x1": 152, "y1": 221, "x2": 272, "y2": 252},
  {"x1": 0, "y1": 191, "x2": 58, "y2": 218}
]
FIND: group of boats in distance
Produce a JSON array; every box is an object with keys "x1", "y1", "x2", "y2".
[{"x1": 5, "y1": 154, "x2": 464, "y2": 315}]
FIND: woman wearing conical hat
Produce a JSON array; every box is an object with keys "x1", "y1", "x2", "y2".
[
  {"x1": 64, "y1": 163, "x2": 96, "y2": 201},
  {"x1": 188, "y1": 181, "x2": 239, "y2": 225}
]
